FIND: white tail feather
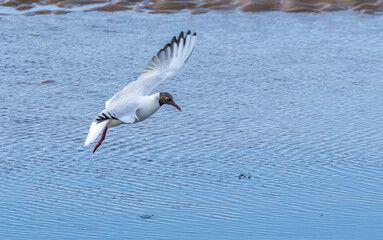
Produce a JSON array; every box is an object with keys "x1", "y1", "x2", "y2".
[{"x1": 84, "y1": 120, "x2": 108, "y2": 146}]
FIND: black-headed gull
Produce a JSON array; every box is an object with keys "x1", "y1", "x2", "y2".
[{"x1": 85, "y1": 31, "x2": 197, "y2": 153}]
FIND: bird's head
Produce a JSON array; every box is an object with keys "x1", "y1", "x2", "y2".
[{"x1": 159, "y1": 92, "x2": 182, "y2": 112}]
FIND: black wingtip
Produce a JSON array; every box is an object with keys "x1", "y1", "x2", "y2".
[
  {"x1": 153, "y1": 31, "x2": 196, "y2": 62},
  {"x1": 171, "y1": 36, "x2": 177, "y2": 45},
  {"x1": 157, "y1": 48, "x2": 163, "y2": 56},
  {"x1": 177, "y1": 31, "x2": 184, "y2": 43}
]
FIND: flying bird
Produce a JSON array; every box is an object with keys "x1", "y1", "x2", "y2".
[{"x1": 85, "y1": 31, "x2": 197, "y2": 153}]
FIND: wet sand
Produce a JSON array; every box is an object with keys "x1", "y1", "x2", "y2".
[{"x1": 1, "y1": 0, "x2": 383, "y2": 15}]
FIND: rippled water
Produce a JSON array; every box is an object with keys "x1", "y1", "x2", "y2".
[
  {"x1": 1, "y1": 0, "x2": 383, "y2": 14},
  {"x1": 1, "y1": 11, "x2": 383, "y2": 239}
]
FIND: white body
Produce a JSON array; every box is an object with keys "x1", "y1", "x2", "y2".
[
  {"x1": 84, "y1": 31, "x2": 197, "y2": 146},
  {"x1": 107, "y1": 93, "x2": 160, "y2": 127},
  {"x1": 135, "y1": 93, "x2": 161, "y2": 122}
]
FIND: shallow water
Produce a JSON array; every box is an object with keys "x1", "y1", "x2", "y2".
[
  {"x1": 1, "y1": 11, "x2": 383, "y2": 239},
  {"x1": 1, "y1": 0, "x2": 383, "y2": 14}
]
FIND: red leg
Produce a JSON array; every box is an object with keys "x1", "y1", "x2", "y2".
[{"x1": 93, "y1": 126, "x2": 108, "y2": 153}]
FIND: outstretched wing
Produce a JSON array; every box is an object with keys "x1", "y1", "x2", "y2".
[
  {"x1": 137, "y1": 30, "x2": 197, "y2": 95},
  {"x1": 106, "y1": 31, "x2": 197, "y2": 106}
]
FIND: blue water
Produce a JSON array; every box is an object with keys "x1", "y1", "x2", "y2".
[{"x1": 1, "y1": 11, "x2": 383, "y2": 239}]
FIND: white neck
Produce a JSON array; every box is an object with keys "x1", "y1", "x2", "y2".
[{"x1": 135, "y1": 93, "x2": 161, "y2": 122}]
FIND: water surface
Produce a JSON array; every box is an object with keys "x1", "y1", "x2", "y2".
[
  {"x1": 1, "y1": 11, "x2": 383, "y2": 239},
  {"x1": 1, "y1": 0, "x2": 383, "y2": 14}
]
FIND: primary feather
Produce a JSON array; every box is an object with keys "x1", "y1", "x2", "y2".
[{"x1": 106, "y1": 31, "x2": 197, "y2": 105}]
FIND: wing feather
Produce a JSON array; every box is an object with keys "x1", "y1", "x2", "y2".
[
  {"x1": 104, "y1": 101, "x2": 139, "y2": 124},
  {"x1": 107, "y1": 31, "x2": 197, "y2": 105}
]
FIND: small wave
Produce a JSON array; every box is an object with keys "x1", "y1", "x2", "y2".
[{"x1": 0, "y1": 0, "x2": 383, "y2": 15}]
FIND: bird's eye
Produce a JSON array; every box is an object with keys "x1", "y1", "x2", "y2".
[{"x1": 165, "y1": 97, "x2": 171, "y2": 101}]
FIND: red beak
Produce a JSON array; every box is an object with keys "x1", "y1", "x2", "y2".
[{"x1": 171, "y1": 103, "x2": 182, "y2": 112}]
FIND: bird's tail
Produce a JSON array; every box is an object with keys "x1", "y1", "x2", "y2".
[{"x1": 84, "y1": 120, "x2": 109, "y2": 146}]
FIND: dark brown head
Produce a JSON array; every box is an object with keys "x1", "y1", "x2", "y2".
[{"x1": 159, "y1": 92, "x2": 182, "y2": 111}]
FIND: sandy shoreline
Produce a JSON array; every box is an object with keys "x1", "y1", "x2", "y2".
[{"x1": 1, "y1": 0, "x2": 383, "y2": 15}]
